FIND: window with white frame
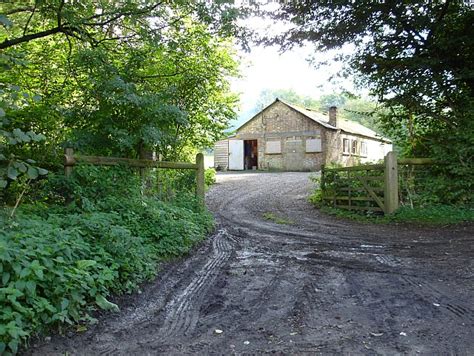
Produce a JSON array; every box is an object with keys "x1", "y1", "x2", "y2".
[
  {"x1": 351, "y1": 140, "x2": 358, "y2": 154},
  {"x1": 360, "y1": 141, "x2": 367, "y2": 157},
  {"x1": 306, "y1": 136, "x2": 322, "y2": 153},
  {"x1": 266, "y1": 139, "x2": 281, "y2": 154},
  {"x1": 342, "y1": 138, "x2": 350, "y2": 153}
]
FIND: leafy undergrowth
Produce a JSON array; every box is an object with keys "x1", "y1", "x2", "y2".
[
  {"x1": 319, "y1": 205, "x2": 474, "y2": 225},
  {"x1": 0, "y1": 166, "x2": 213, "y2": 354},
  {"x1": 205, "y1": 168, "x2": 216, "y2": 188}
]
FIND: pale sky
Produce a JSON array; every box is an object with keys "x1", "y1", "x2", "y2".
[
  {"x1": 229, "y1": 13, "x2": 358, "y2": 126},
  {"x1": 231, "y1": 45, "x2": 350, "y2": 113}
]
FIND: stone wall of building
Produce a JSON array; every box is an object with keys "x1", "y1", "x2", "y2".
[
  {"x1": 325, "y1": 130, "x2": 391, "y2": 167},
  {"x1": 226, "y1": 100, "x2": 390, "y2": 171},
  {"x1": 236, "y1": 101, "x2": 327, "y2": 171}
]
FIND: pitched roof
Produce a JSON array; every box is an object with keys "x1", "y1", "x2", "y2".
[{"x1": 238, "y1": 98, "x2": 391, "y2": 143}]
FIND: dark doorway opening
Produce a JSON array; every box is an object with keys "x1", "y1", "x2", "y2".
[{"x1": 244, "y1": 140, "x2": 258, "y2": 170}]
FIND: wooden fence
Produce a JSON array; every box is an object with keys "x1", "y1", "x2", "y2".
[
  {"x1": 321, "y1": 152, "x2": 434, "y2": 214},
  {"x1": 63, "y1": 148, "x2": 205, "y2": 203}
]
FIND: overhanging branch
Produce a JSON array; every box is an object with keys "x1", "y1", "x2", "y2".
[
  {"x1": 0, "y1": 26, "x2": 65, "y2": 49},
  {"x1": 3, "y1": 7, "x2": 35, "y2": 15}
]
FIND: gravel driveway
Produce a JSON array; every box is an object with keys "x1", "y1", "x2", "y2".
[{"x1": 29, "y1": 172, "x2": 474, "y2": 355}]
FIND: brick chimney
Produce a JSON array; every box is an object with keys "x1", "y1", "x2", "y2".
[{"x1": 329, "y1": 106, "x2": 337, "y2": 127}]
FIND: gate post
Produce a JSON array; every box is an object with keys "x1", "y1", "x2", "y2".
[
  {"x1": 384, "y1": 151, "x2": 399, "y2": 214},
  {"x1": 320, "y1": 164, "x2": 326, "y2": 201},
  {"x1": 64, "y1": 147, "x2": 75, "y2": 178},
  {"x1": 196, "y1": 153, "x2": 205, "y2": 205}
]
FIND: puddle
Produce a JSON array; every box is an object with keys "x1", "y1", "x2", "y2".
[
  {"x1": 236, "y1": 251, "x2": 268, "y2": 260},
  {"x1": 375, "y1": 255, "x2": 400, "y2": 267},
  {"x1": 234, "y1": 250, "x2": 277, "y2": 267},
  {"x1": 287, "y1": 250, "x2": 310, "y2": 261},
  {"x1": 360, "y1": 244, "x2": 384, "y2": 249}
]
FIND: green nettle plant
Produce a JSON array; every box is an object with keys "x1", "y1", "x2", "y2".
[
  {"x1": 0, "y1": 86, "x2": 48, "y2": 216},
  {"x1": 0, "y1": 121, "x2": 48, "y2": 187}
]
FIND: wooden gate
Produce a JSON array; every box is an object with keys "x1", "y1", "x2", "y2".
[{"x1": 321, "y1": 152, "x2": 399, "y2": 214}]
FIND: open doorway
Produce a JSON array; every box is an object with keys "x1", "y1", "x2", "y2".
[{"x1": 244, "y1": 140, "x2": 258, "y2": 170}]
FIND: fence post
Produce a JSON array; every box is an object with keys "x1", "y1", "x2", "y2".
[
  {"x1": 384, "y1": 151, "x2": 399, "y2": 214},
  {"x1": 64, "y1": 147, "x2": 74, "y2": 178},
  {"x1": 196, "y1": 153, "x2": 205, "y2": 205},
  {"x1": 139, "y1": 149, "x2": 154, "y2": 194},
  {"x1": 320, "y1": 164, "x2": 326, "y2": 199}
]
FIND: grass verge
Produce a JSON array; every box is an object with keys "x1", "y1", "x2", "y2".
[
  {"x1": 262, "y1": 212, "x2": 294, "y2": 225},
  {"x1": 319, "y1": 205, "x2": 474, "y2": 225}
]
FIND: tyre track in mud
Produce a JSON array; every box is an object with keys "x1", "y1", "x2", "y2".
[
  {"x1": 28, "y1": 172, "x2": 474, "y2": 355},
  {"x1": 206, "y1": 172, "x2": 474, "y2": 354},
  {"x1": 160, "y1": 229, "x2": 234, "y2": 337},
  {"x1": 401, "y1": 275, "x2": 474, "y2": 322}
]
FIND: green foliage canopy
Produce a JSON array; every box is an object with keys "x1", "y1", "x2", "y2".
[
  {"x1": 0, "y1": 0, "x2": 241, "y2": 164},
  {"x1": 266, "y1": 1, "x2": 473, "y2": 121}
]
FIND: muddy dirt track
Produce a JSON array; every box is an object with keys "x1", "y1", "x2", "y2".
[{"x1": 30, "y1": 172, "x2": 474, "y2": 355}]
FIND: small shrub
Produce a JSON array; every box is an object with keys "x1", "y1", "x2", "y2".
[
  {"x1": 308, "y1": 173, "x2": 322, "y2": 207},
  {"x1": 150, "y1": 168, "x2": 195, "y2": 201},
  {"x1": 391, "y1": 205, "x2": 474, "y2": 224},
  {"x1": 205, "y1": 168, "x2": 216, "y2": 188}
]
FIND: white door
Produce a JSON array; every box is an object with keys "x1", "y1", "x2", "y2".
[{"x1": 228, "y1": 140, "x2": 244, "y2": 170}]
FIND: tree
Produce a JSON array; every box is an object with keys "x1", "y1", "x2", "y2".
[
  {"x1": 0, "y1": 1, "x2": 242, "y2": 50},
  {"x1": 65, "y1": 21, "x2": 239, "y2": 159},
  {"x1": 254, "y1": 88, "x2": 319, "y2": 110},
  {"x1": 263, "y1": 1, "x2": 473, "y2": 122},
  {"x1": 0, "y1": 1, "x2": 241, "y2": 162},
  {"x1": 258, "y1": 1, "x2": 473, "y2": 203}
]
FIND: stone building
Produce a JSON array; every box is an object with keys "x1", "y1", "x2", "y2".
[{"x1": 214, "y1": 98, "x2": 392, "y2": 171}]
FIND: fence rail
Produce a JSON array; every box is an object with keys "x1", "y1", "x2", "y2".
[
  {"x1": 398, "y1": 158, "x2": 434, "y2": 165},
  {"x1": 323, "y1": 163, "x2": 384, "y2": 172},
  {"x1": 321, "y1": 152, "x2": 434, "y2": 214},
  {"x1": 63, "y1": 148, "x2": 205, "y2": 203}
]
